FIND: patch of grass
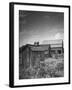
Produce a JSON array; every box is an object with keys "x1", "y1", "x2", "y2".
[{"x1": 19, "y1": 58, "x2": 64, "y2": 79}]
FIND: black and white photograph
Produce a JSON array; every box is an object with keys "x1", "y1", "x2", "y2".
[
  {"x1": 19, "y1": 10, "x2": 64, "y2": 79},
  {"x1": 9, "y1": 2, "x2": 70, "y2": 87}
]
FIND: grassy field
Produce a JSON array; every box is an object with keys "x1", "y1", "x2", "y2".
[{"x1": 19, "y1": 56, "x2": 64, "y2": 79}]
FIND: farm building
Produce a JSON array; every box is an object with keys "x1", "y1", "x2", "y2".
[{"x1": 19, "y1": 40, "x2": 64, "y2": 69}]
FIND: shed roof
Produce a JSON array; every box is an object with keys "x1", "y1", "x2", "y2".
[{"x1": 51, "y1": 44, "x2": 62, "y2": 48}]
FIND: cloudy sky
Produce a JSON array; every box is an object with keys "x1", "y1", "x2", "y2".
[{"x1": 19, "y1": 10, "x2": 64, "y2": 47}]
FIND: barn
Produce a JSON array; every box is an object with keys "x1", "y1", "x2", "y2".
[{"x1": 19, "y1": 40, "x2": 64, "y2": 69}]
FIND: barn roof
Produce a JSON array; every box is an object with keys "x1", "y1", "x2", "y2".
[
  {"x1": 30, "y1": 45, "x2": 49, "y2": 51},
  {"x1": 29, "y1": 44, "x2": 62, "y2": 51},
  {"x1": 19, "y1": 43, "x2": 63, "y2": 52}
]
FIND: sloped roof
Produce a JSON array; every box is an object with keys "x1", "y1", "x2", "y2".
[
  {"x1": 30, "y1": 44, "x2": 62, "y2": 51},
  {"x1": 51, "y1": 44, "x2": 62, "y2": 48},
  {"x1": 19, "y1": 43, "x2": 63, "y2": 52},
  {"x1": 31, "y1": 45, "x2": 49, "y2": 51}
]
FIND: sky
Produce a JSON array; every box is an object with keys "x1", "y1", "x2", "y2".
[{"x1": 19, "y1": 10, "x2": 64, "y2": 47}]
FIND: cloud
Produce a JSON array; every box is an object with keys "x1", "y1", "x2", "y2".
[
  {"x1": 55, "y1": 33, "x2": 64, "y2": 40},
  {"x1": 42, "y1": 32, "x2": 64, "y2": 44}
]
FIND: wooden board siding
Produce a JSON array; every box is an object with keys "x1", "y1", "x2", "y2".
[{"x1": 19, "y1": 43, "x2": 64, "y2": 69}]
